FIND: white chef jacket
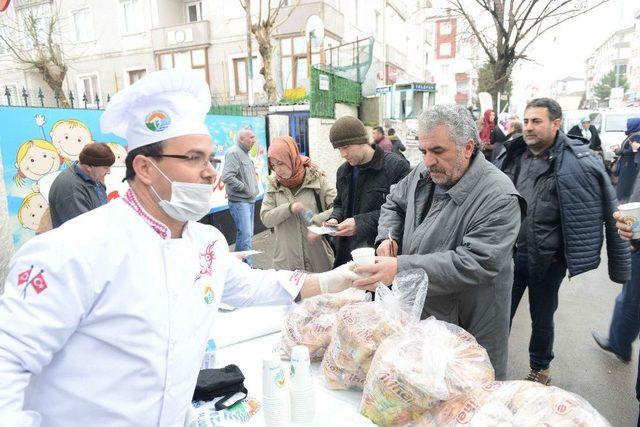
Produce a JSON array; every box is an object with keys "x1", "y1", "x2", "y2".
[{"x1": 0, "y1": 189, "x2": 305, "y2": 427}]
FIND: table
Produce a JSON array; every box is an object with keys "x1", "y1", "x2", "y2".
[{"x1": 194, "y1": 306, "x2": 375, "y2": 426}]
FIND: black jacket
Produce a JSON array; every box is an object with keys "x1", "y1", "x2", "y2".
[
  {"x1": 567, "y1": 124, "x2": 602, "y2": 151},
  {"x1": 329, "y1": 145, "x2": 411, "y2": 266},
  {"x1": 496, "y1": 132, "x2": 630, "y2": 283}
]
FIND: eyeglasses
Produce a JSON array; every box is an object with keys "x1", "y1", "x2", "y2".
[{"x1": 153, "y1": 153, "x2": 222, "y2": 171}]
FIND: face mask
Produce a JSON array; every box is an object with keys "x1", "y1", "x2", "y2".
[{"x1": 149, "y1": 161, "x2": 215, "y2": 222}]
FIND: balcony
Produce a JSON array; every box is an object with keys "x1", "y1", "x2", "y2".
[
  {"x1": 276, "y1": 1, "x2": 344, "y2": 40},
  {"x1": 455, "y1": 92, "x2": 469, "y2": 104},
  {"x1": 386, "y1": 44, "x2": 406, "y2": 69},
  {"x1": 151, "y1": 20, "x2": 211, "y2": 53}
]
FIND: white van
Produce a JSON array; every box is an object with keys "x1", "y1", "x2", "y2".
[{"x1": 591, "y1": 107, "x2": 640, "y2": 161}]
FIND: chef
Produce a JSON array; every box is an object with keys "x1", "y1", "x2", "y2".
[{"x1": 0, "y1": 69, "x2": 358, "y2": 427}]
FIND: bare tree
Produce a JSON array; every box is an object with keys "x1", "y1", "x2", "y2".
[
  {"x1": 0, "y1": 3, "x2": 69, "y2": 106},
  {"x1": 443, "y1": 0, "x2": 610, "y2": 109},
  {"x1": 237, "y1": 0, "x2": 300, "y2": 104}
]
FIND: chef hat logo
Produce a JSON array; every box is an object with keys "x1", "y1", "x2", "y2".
[{"x1": 145, "y1": 111, "x2": 171, "y2": 132}]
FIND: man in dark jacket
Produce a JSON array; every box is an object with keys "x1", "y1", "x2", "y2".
[
  {"x1": 49, "y1": 143, "x2": 115, "y2": 228},
  {"x1": 496, "y1": 98, "x2": 630, "y2": 385},
  {"x1": 326, "y1": 116, "x2": 411, "y2": 267},
  {"x1": 567, "y1": 116, "x2": 602, "y2": 151}
]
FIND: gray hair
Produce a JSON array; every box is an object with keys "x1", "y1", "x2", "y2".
[{"x1": 418, "y1": 104, "x2": 481, "y2": 153}]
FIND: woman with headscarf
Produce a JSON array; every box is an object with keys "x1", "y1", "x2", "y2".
[
  {"x1": 614, "y1": 118, "x2": 640, "y2": 203},
  {"x1": 260, "y1": 136, "x2": 337, "y2": 272},
  {"x1": 479, "y1": 109, "x2": 506, "y2": 160},
  {"x1": 568, "y1": 116, "x2": 602, "y2": 151}
]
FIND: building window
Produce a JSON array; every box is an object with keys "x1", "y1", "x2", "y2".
[
  {"x1": 77, "y1": 74, "x2": 100, "y2": 105},
  {"x1": 19, "y1": 3, "x2": 51, "y2": 48},
  {"x1": 71, "y1": 8, "x2": 93, "y2": 42},
  {"x1": 439, "y1": 42, "x2": 451, "y2": 58},
  {"x1": 279, "y1": 36, "x2": 320, "y2": 90},
  {"x1": 157, "y1": 48, "x2": 208, "y2": 83},
  {"x1": 127, "y1": 68, "x2": 146, "y2": 85},
  {"x1": 232, "y1": 56, "x2": 261, "y2": 96},
  {"x1": 186, "y1": 1, "x2": 202, "y2": 23},
  {"x1": 439, "y1": 20, "x2": 451, "y2": 35},
  {"x1": 119, "y1": 0, "x2": 143, "y2": 34}
]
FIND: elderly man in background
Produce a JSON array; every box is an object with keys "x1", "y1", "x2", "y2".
[
  {"x1": 354, "y1": 104, "x2": 524, "y2": 380},
  {"x1": 222, "y1": 129, "x2": 259, "y2": 265},
  {"x1": 48, "y1": 142, "x2": 115, "y2": 228}
]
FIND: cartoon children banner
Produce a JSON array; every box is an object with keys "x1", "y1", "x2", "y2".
[{"x1": 0, "y1": 106, "x2": 268, "y2": 249}]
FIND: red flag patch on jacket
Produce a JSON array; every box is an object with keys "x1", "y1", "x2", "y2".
[{"x1": 17, "y1": 266, "x2": 48, "y2": 298}]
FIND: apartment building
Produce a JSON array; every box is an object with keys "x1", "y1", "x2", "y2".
[
  {"x1": 584, "y1": 26, "x2": 634, "y2": 105},
  {"x1": 0, "y1": 0, "x2": 431, "y2": 106}
]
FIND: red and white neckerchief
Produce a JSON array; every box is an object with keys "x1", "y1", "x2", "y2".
[{"x1": 122, "y1": 188, "x2": 170, "y2": 240}]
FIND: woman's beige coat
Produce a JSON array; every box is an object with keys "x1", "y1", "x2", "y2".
[{"x1": 260, "y1": 166, "x2": 336, "y2": 272}]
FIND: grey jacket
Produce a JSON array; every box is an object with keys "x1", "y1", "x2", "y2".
[
  {"x1": 222, "y1": 144, "x2": 259, "y2": 203},
  {"x1": 376, "y1": 154, "x2": 524, "y2": 380},
  {"x1": 49, "y1": 163, "x2": 108, "y2": 228}
]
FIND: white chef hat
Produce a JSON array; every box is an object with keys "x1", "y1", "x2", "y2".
[{"x1": 100, "y1": 69, "x2": 211, "y2": 151}]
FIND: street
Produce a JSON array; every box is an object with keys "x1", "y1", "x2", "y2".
[{"x1": 248, "y1": 232, "x2": 639, "y2": 426}]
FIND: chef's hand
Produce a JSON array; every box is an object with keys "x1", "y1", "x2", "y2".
[
  {"x1": 317, "y1": 262, "x2": 361, "y2": 293},
  {"x1": 614, "y1": 211, "x2": 633, "y2": 241},
  {"x1": 334, "y1": 217, "x2": 356, "y2": 237},
  {"x1": 377, "y1": 239, "x2": 398, "y2": 257},
  {"x1": 353, "y1": 257, "x2": 398, "y2": 290},
  {"x1": 290, "y1": 202, "x2": 307, "y2": 215}
]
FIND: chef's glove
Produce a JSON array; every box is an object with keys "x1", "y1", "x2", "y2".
[{"x1": 318, "y1": 262, "x2": 361, "y2": 293}]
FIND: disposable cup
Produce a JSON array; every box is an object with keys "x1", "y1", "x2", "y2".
[
  {"x1": 351, "y1": 247, "x2": 375, "y2": 266},
  {"x1": 290, "y1": 346, "x2": 312, "y2": 388},
  {"x1": 290, "y1": 388, "x2": 315, "y2": 423},
  {"x1": 619, "y1": 202, "x2": 640, "y2": 239},
  {"x1": 263, "y1": 354, "x2": 288, "y2": 398}
]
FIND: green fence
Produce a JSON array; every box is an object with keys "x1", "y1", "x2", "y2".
[{"x1": 310, "y1": 67, "x2": 362, "y2": 118}]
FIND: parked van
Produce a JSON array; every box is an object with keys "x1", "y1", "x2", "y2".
[{"x1": 590, "y1": 107, "x2": 640, "y2": 161}]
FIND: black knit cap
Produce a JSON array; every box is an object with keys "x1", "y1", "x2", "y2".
[
  {"x1": 79, "y1": 143, "x2": 116, "y2": 167},
  {"x1": 329, "y1": 116, "x2": 369, "y2": 148}
]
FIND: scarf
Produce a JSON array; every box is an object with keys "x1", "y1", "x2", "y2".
[
  {"x1": 580, "y1": 126, "x2": 592, "y2": 141},
  {"x1": 268, "y1": 136, "x2": 312, "y2": 189}
]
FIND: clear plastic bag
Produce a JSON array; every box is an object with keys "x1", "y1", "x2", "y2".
[
  {"x1": 359, "y1": 317, "x2": 495, "y2": 426},
  {"x1": 277, "y1": 288, "x2": 371, "y2": 361},
  {"x1": 321, "y1": 269, "x2": 429, "y2": 390},
  {"x1": 417, "y1": 380, "x2": 612, "y2": 427}
]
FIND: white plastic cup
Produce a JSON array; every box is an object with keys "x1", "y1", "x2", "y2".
[
  {"x1": 290, "y1": 346, "x2": 312, "y2": 389},
  {"x1": 619, "y1": 202, "x2": 640, "y2": 239},
  {"x1": 263, "y1": 354, "x2": 288, "y2": 398},
  {"x1": 351, "y1": 247, "x2": 375, "y2": 267},
  {"x1": 290, "y1": 387, "x2": 315, "y2": 424}
]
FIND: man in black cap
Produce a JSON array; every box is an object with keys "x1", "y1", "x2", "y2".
[
  {"x1": 49, "y1": 142, "x2": 116, "y2": 228},
  {"x1": 326, "y1": 116, "x2": 411, "y2": 267}
]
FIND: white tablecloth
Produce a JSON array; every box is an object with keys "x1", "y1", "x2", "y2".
[{"x1": 197, "y1": 306, "x2": 374, "y2": 426}]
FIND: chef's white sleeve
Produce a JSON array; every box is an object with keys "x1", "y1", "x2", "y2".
[
  {"x1": 0, "y1": 237, "x2": 96, "y2": 426},
  {"x1": 220, "y1": 254, "x2": 306, "y2": 308}
]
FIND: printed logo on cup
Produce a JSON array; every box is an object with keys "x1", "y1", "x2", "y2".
[{"x1": 274, "y1": 368, "x2": 286, "y2": 387}]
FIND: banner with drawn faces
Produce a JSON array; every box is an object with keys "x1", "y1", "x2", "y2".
[{"x1": 0, "y1": 106, "x2": 268, "y2": 249}]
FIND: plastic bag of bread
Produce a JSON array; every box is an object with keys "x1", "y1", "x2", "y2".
[
  {"x1": 359, "y1": 317, "x2": 495, "y2": 426},
  {"x1": 321, "y1": 269, "x2": 429, "y2": 390},
  {"x1": 278, "y1": 288, "x2": 371, "y2": 361},
  {"x1": 418, "y1": 380, "x2": 611, "y2": 427}
]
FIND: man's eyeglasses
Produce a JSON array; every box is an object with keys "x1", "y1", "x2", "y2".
[{"x1": 153, "y1": 154, "x2": 222, "y2": 171}]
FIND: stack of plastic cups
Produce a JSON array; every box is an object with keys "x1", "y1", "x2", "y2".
[
  {"x1": 262, "y1": 354, "x2": 289, "y2": 426},
  {"x1": 289, "y1": 345, "x2": 315, "y2": 424}
]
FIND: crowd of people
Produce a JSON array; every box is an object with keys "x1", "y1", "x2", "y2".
[{"x1": 0, "y1": 67, "x2": 639, "y2": 425}]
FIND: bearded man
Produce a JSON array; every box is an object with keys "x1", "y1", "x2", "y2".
[{"x1": 353, "y1": 104, "x2": 525, "y2": 380}]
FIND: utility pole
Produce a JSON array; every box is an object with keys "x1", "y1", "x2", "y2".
[{"x1": 245, "y1": 0, "x2": 254, "y2": 105}]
